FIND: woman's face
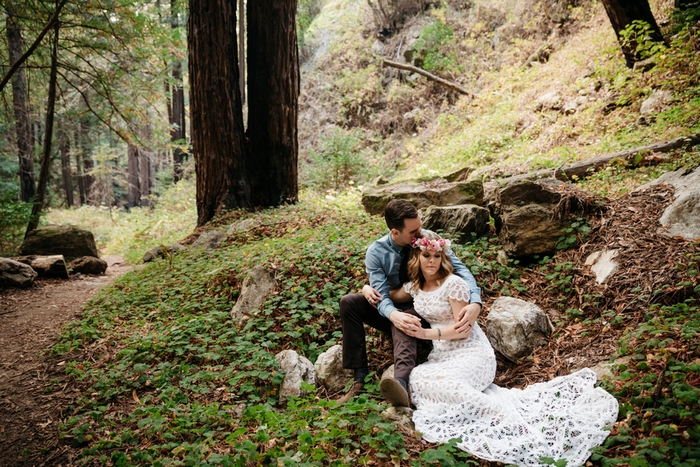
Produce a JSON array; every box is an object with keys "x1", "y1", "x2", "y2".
[{"x1": 419, "y1": 250, "x2": 443, "y2": 278}]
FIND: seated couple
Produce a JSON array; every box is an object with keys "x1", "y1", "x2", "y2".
[{"x1": 337, "y1": 199, "x2": 619, "y2": 467}]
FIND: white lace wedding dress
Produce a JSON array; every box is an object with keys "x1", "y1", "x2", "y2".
[{"x1": 406, "y1": 274, "x2": 619, "y2": 467}]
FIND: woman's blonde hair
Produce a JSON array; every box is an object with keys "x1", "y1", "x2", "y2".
[{"x1": 407, "y1": 231, "x2": 453, "y2": 292}]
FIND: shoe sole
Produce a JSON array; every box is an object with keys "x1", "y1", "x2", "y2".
[{"x1": 380, "y1": 378, "x2": 410, "y2": 407}]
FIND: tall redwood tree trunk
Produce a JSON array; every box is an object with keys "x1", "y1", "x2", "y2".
[
  {"x1": 127, "y1": 143, "x2": 140, "y2": 208},
  {"x1": 600, "y1": 0, "x2": 665, "y2": 67},
  {"x1": 7, "y1": 14, "x2": 36, "y2": 202},
  {"x1": 189, "y1": 0, "x2": 250, "y2": 226},
  {"x1": 246, "y1": 0, "x2": 299, "y2": 207}
]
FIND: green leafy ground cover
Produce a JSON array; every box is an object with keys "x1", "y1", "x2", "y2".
[{"x1": 47, "y1": 186, "x2": 699, "y2": 466}]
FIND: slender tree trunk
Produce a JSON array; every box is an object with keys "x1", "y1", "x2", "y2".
[
  {"x1": 600, "y1": 0, "x2": 665, "y2": 67},
  {"x1": 189, "y1": 0, "x2": 250, "y2": 226},
  {"x1": 7, "y1": 14, "x2": 37, "y2": 202},
  {"x1": 238, "y1": 0, "x2": 246, "y2": 104},
  {"x1": 246, "y1": 0, "x2": 299, "y2": 207},
  {"x1": 26, "y1": 20, "x2": 59, "y2": 236},
  {"x1": 58, "y1": 121, "x2": 74, "y2": 207},
  {"x1": 171, "y1": 0, "x2": 187, "y2": 182},
  {"x1": 127, "y1": 143, "x2": 140, "y2": 207},
  {"x1": 74, "y1": 128, "x2": 86, "y2": 205},
  {"x1": 139, "y1": 124, "x2": 154, "y2": 207}
]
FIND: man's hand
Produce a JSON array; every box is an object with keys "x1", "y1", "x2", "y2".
[
  {"x1": 455, "y1": 303, "x2": 481, "y2": 336},
  {"x1": 389, "y1": 310, "x2": 422, "y2": 336},
  {"x1": 362, "y1": 284, "x2": 382, "y2": 307}
]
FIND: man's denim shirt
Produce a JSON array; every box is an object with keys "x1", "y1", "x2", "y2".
[{"x1": 365, "y1": 231, "x2": 482, "y2": 319}]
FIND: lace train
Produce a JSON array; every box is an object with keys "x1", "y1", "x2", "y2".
[{"x1": 407, "y1": 275, "x2": 619, "y2": 467}]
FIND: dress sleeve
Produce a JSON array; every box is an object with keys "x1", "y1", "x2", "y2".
[
  {"x1": 403, "y1": 281, "x2": 416, "y2": 297},
  {"x1": 446, "y1": 276, "x2": 471, "y2": 303}
]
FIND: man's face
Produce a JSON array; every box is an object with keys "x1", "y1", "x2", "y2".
[{"x1": 392, "y1": 216, "x2": 422, "y2": 247}]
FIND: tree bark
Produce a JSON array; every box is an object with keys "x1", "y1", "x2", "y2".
[
  {"x1": 238, "y1": 0, "x2": 246, "y2": 104},
  {"x1": 171, "y1": 0, "x2": 187, "y2": 182},
  {"x1": 26, "y1": 19, "x2": 59, "y2": 237},
  {"x1": 7, "y1": 14, "x2": 37, "y2": 202},
  {"x1": 74, "y1": 128, "x2": 86, "y2": 205},
  {"x1": 189, "y1": 0, "x2": 251, "y2": 226},
  {"x1": 58, "y1": 121, "x2": 74, "y2": 207},
  {"x1": 600, "y1": 0, "x2": 665, "y2": 68},
  {"x1": 246, "y1": 0, "x2": 300, "y2": 207},
  {"x1": 139, "y1": 124, "x2": 154, "y2": 207},
  {"x1": 127, "y1": 143, "x2": 140, "y2": 207}
]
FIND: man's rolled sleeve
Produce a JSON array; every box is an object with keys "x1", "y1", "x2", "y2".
[
  {"x1": 365, "y1": 250, "x2": 396, "y2": 320},
  {"x1": 448, "y1": 248, "x2": 482, "y2": 305}
]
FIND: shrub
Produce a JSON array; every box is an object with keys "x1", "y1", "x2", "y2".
[
  {"x1": 305, "y1": 128, "x2": 365, "y2": 191},
  {"x1": 0, "y1": 191, "x2": 33, "y2": 256}
]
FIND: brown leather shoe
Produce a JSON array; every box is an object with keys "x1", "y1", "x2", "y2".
[
  {"x1": 380, "y1": 378, "x2": 410, "y2": 407},
  {"x1": 336, "y1": 381, "x2": 365, "y2": 405}
]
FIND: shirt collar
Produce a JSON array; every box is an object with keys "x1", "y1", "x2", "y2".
[{"x1": 386, "y1": 232, "x2": 404, "y2": 254}]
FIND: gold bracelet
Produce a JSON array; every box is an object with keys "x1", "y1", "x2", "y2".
[{"x1": 437, "y1": 328, "x2": 442, "y2": 340}]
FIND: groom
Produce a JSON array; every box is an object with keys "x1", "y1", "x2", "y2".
[{"x1": 337, "y1": 199, "x2": 482, "y2": 406}]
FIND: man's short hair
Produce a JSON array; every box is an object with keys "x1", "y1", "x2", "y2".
[{"x1": 384, "y1": 199, "x2": 418, "y2": 231}]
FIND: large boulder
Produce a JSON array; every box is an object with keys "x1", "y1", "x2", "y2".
[
  {"x1": 20, "y1": 225, "x2": 98, "y2": 262},
  {"x1": 361, "y1": 179, "x2": 484, "y2": 215},
  {"x1": 68, "y1": 256, "x2": 108, "y2": 275},
  {"x1": 314, "y1": 345, "x2": 353, "y2": 394},
  {"x1": 13, "y1": 255, "x2": 69, "y2": 278},
  {"x1": 231, "y1": 267, "x2": 276, "y2": 323},
  {"x1": 485, "y1": 297, "x2": 554, "y2": 361},
  {"x1": 275, "y1": 349, "x2": 316, "y2": 406},
  {"x1": 641, "y1": 166, "x2": 700, "y2": 240},
  {"x1": 0, "y1": 257, "x2": 38, "y2": 288},
  {"x1": 420, "y1": 204, "x2": 490, "y2": 242},
  {"x1": 494, "y1": 178, "x2": 598, "y2": 258}
]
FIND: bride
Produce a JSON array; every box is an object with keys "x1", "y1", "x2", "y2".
[{"x1": 388, "y1": 232, "x2": 619, "y2": 467}]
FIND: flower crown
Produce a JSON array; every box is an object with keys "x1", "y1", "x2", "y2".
[{"x1": 411, "y1": 236, "x2": 451, "y2": 253}]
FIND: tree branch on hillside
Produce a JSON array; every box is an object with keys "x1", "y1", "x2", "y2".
[
  {"x1": 500, "y1": 133, "x2": 700, "y2": 184},
  {"x1": 381, "y1": 58, "x2": 478, "y2": 98}
]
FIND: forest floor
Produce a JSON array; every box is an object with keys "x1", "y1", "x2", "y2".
[{"x1": 0, "y1": 257, "x2": 132, "y2": 467}]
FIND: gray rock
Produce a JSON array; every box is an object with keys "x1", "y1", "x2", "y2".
[
  {"x1": 68, "y1": 256, "x2": 108, "y2": 275},
  {"x1": 275, "y1": 349, "x2": 316, "y2": 406},
  {"x1": 486, "y1": 297, "x2": 554, "y2": 361},
  {"x1": 226, "y1": 218, "x2": 258, "y2": 236},
  {"x1": 361, "y1": 179, "x2": 484, "y2": 215},
  {"x1": 380, "y1": 406, "x2": 415, "y2": 431},
  {"x1": 314, "y1": 345, "x2": 353, "y2": 393},
  {"x1": 590, "y1": 357, "x2": 631, "y2": 381},
  {"x1": 640, "y1": 90, "x2": 672, "y2": 116},
  {"x1": 191, "y1": 231, "x2": 227, "y2": 250},
  {"x1": 420, "y1": 204, "x2": 490, "y2": 242},
  {"x1": 20, "y1": 225, "x2": 98, "y2": 262},
  {"x1": 0, "y1": 257, "x2": 37, "y2": 288},
  {"x1": 641, "y1": 166, "x2": 700, "y2": 240},
  {"x1": 535, "y1": 90, "x2": 562, "y2": 111},
  {"x1": 585, "y1": 249, "x2": 619, "y2": 284},
  {"x1": 231, "y1": 267, "x2": 276, "y2": 323},
  {"x1": 143, "y1": 243, "x2": 185, "y2": 263}
]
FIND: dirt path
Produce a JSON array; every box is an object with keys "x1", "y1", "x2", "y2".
[{"x1": 0, "y1": 257, "x2": 132, "y2": 467}]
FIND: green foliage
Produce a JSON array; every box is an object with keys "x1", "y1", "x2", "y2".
[
  {"x1": 557, "y1": 218, "x2": 591, "y2": 250},
  {"x1": 671, "y1": 2, "x2": 700, "y2": 33},
  {"x1": 414, "y1": 20, "x2": 458, "y2": 73},
  {"x1": 297, "y1": 0, "x2": 322, "y2": 50},
  {"x1": 46, "y1": 177, "x2": 196, "y2": 263},
  {"x1": 0, "y1": 191, "x2": 33, "y2": 256},
  {"x1": 595, "y1": 297, "x2": 700, "y2": 465},
  {"x1": 305, "y1": 128, "x2": 365, "y2": 191},
  {"x1": 619, "y1": 20, "x2": 667, "y2": 62}
]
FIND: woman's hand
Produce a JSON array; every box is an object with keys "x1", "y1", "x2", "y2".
[
  {"x1": 454, "y1": 303, "x2": 481, "y2": 336},
  {"x1": 362, "y1": 284, "x2": 382, "y2": 307}
]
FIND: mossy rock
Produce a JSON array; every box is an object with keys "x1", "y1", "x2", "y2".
[
  {"x1": 361, "y1": 179, "x2": 484, "y2": 215},
  {"x1": 20, "y1": 225, "x2": 98, "y2": 262}
]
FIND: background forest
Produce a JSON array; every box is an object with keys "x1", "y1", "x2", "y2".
[{"x1": 1, "y1": 0, "x2": 700, "y2": 465}]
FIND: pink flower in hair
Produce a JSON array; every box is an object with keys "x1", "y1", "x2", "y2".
[{"x1": 411, "y1": 236, "x2": 451, "y2": 253}]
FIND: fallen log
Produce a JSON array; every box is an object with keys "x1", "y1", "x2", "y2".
[
  {"x1": 500, "y1": 133, "x2": 700, "y2": 184},
  {"x1": 12, "y1": 255, "x2": 69, "y2": 279},
  {"x1": 381, "y1": 58, "x2": 477, "y2": 98}
]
